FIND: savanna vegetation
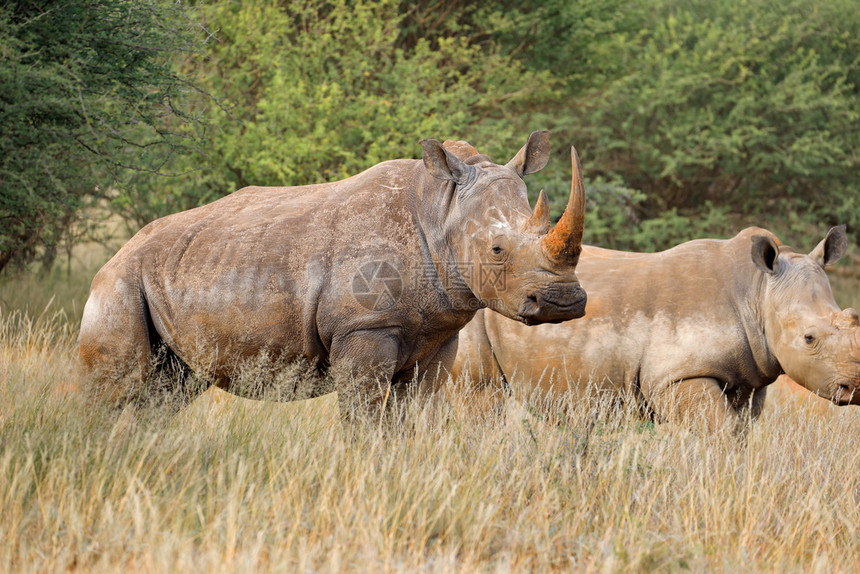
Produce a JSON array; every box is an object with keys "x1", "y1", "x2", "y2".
[
  {"x1": 2, "y1": 0, "x2": 860, "y2": 571},
  {"x1": 3, "y1": 0, "x2": 860, "y2": 271},
  {"x1": 2, "y1": 258, "x2": 860, "y2": 572}
]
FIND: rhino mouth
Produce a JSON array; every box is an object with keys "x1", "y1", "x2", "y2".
[
  {"x1": 518, "y1": 290, "x2": 587, "y2": 325},
  {"x1": 834, "y1": 383, "x2": 860, "y2": 406}
]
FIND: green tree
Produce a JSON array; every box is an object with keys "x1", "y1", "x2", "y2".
[
  {"x1": 114, "y1": 0, "x2": 556, "y2": 227},
  {"x1": 27, "y1": 0, "x2": 858, "y2": 256},
  {"x1": 457, "y1": 0, "x2": 860, "y2": 250},
  {"x1": 0, "y1": 0, "x2": 205, "y2": 274},
  {"x1": 564, "y1": 0, "x2": 860, "y2": 243}
]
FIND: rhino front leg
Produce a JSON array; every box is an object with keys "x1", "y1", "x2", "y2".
[
  {"x1": 329, "y1": 329, "x2": 401, "y2": 425},
  {"x1": 394, "y1": 335, "x2": 462, "y2": 423},
  {"x1": 445, "y1": 333, "x2": 507, "y2": 421},
  {"x1": 729, "y1": 384, "x2": 767, "y2": 423},
  {"x1": 411, "y1": 334, "x2": 459, "y2": 399},
  {"x1": 649, "y1": 377, "x2": 742, "y2": 434}
]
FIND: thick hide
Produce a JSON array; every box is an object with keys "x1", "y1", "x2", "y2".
[
  {"x1": 453, "y1": 226, "x2": 860, "y2": 430},
  {"x1": 79, "y1": 133, "x2": 589, "y2": 413}
]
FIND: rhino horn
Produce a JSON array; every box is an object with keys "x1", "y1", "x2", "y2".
[
  {"x1": 541, "y1": 146, "x2": 585, "y2": 263},
  {"x1": 835, "y1": 308, "x2": 860, "y2": 329},
  {"x1": 524, "y1": 189, "x2": 551, "y2": 235},
  {"x1": 836, "y1": 309, "x2": 860, "y2": 348}
]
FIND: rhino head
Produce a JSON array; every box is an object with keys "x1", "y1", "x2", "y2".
[
  {"x1": 420, "y1": 131, "x2": 587, "y2": 325},
  {"x1": 753, "y1": 226, "x2": 860, "y2": 405}
]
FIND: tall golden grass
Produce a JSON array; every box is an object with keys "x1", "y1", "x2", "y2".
[{"x1": 1, "y1": 249, "x2": 859, "y2": 572}]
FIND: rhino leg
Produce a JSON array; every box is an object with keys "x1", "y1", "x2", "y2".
[
  {"x1": 411, "y1": 334, "x2": 459, "y2": 399},
  {"x1": 650, "y1": 377, "x2": 742, "y2": 433},
  {"x1": 79, "y1": 272, "x2": 209, "y2": 414},
  {"x1": 746, "y1": 386, "x2": 767, "y2": 420},
  {"x1": 331, "y1": 331, "x2": 464, "y2": 426},
  {"x1": 394, "y1": 335, "x2": 463, "y2": 422},
  {"x1": 330, "y1": 330, "x2": 401, "y2": 425},
  {"x1": 78, "y1": 274, "x2": 154, "y2": 408},
  {"x1": 728, "y1": 385, "x2": 768, "y2": 425},
  {"x1": 447, "y1": 322, "x2": 507, "y2": 420}
]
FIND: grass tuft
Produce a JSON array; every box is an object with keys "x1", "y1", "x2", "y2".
[{"x1": 0, "y1": 247, "x2": 858, "y2": 571}]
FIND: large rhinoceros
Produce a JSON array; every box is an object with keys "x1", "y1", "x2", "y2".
[
  {"x1": 79, "y1": 132, "x2": 588, "y2": 416},
  {"x1": 453, "y1": 226, "x2": 860, "y2": 430}
]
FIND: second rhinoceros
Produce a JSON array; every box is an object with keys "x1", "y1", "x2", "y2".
[
  {"x1": 453, "y1": 227, "x2": 860, "y2": 430},
  {"x1": 79, "y1": 132, "x2": 588, "y2": 417}
]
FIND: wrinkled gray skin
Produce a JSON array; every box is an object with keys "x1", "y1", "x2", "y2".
[
  {"x1": 453, "y1": 227, "x2": 860, "y2": 431},
  {"x1": 79, "y1": 132, "x2": 588, "y2": 415}
]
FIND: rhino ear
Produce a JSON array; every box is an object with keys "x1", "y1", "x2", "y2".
[
  {"x1": 506, "y1": 130, "x2": 551, "y2": 177},
  {"x1": 810, "y1": 225, "x2": 848, "y2": 268},
  {"x1": 420, "y1": 139, "x2": 476, "y2": 186},
  {"x1": 751, "y1": 235, "x2": 780, "y2": 275}
]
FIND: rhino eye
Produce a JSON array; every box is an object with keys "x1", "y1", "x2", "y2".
[
  {"x1": 492, "y1": 245, "x2": 503, "y2": 255},
  {"x1": 804, "y1": 334, "x2": 815, "y2": 344}
]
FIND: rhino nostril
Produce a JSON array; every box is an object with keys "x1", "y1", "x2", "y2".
[{"x1": 527, "y1": 295, "x2": 538, "y2": 304}]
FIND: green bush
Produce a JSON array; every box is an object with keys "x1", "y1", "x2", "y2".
[
  {"x1": 562, "y1": 0, "x2": 860, "y2": 231},
  {"x1": 115, "y1": 0, "x2": 555, "y2": 227},
  {"x1": 0, "y1": 0, "x2": 205, "y2": 274},
  {"x1": 401, "y1": 0, "x2": 860, "y2": 250},
  {"x1": 11, "y1": 0, "x2": 860, "y2": 262}
]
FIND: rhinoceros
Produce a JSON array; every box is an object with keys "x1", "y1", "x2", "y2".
[
  {"x1": 79, "y1": 132, "x2": 588, "y2": 417},
  {"x1": 453, "y1": 226, "x2": 860, "y2": 430}
]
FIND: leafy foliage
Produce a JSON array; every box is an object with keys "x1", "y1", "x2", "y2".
[
  {"x1": 5, "y1": 0, "x2": 860, "y2": 263},
  {"x1": 114, "y1": 0, "x2": 554, "y2": 227},
  {"x1": 474, "y1": 0, "x2": 860, "y2": 249},
  {"x1": 565, "y1": 0, "x2": 860, "y2": 232},
  {"x1": 0, "y1": 0, "x2": 205, "y2": 273}
]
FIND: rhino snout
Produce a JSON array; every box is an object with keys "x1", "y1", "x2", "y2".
[
  {"x1": 835, "y1": 380, "x2": 860, "y2": 406},
  {"x1": 518, "y1": 284, "x2": 587, "y2": 325}
]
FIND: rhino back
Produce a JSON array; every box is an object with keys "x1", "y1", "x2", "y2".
[
  {"x1": 95, "y1": 159, "x2": 438, "y2": 381},
  {"x1": 484, "y1": 232, "x2": 772, "y2": 397}
]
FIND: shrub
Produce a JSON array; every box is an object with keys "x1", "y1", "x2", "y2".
[
  {"x1": 0, "y1": 0, "x2": 206, "y2": 274},
  {"x1": 115, "y1": 0, "x2": 555, "y2": 227},
  {"x1": 564, "y1": 0, "x2": 860, "y2": 230}
]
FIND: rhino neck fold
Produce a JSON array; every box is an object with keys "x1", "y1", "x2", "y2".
[
  {"x1": 736, "y1": 250, "x2": 784, "y2": 384},
  {"x1": 414, "y1": 174, "x2": 482, "y2": 317}
]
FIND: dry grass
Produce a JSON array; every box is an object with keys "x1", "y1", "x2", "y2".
[{"x1": 1, "y1": 252, "x2": 859, "y2": 573}]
